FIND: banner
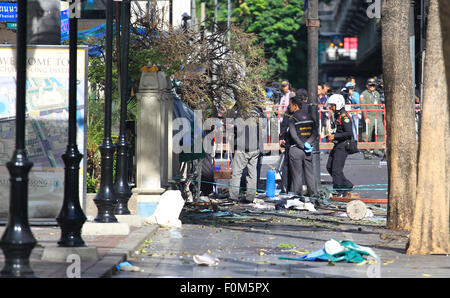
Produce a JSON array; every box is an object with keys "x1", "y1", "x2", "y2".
[
  {"x1": 0, "y1": 3, "x2": 17, "y2": 22},
  {"x1": 0, "y1": 46, "x2": 87, "y2": 219}
]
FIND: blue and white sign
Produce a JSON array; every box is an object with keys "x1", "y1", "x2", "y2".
[
  {"x1": 0, "y1": 3, "x2": 17, "y2": 22},
  {"x1": 61, "y1": 8, "x2": 69, "y2": 39}
]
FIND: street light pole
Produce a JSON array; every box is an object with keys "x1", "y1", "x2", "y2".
[
  {"x1": 306, "y1": 0, "x2": 321, "y2": 193},
  {"x1": 94, "y1": 0, "x2": 118, "y2": 223},
  {"x1": 0, "y1": 0, "x2": 37, "y2": 277},
  {"x1": 56, "y1": 0, "x2": 87, "y2": 247},
  {"x1": 114, "y1": 0, "x2": 132, "y2": 215}
]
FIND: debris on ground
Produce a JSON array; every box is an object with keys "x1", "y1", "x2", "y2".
[
  {"x1": 145, "y1": 190, "x2": 185, "y2": 228},
  {"x1": 278, "y1": 239, "x2": 379, "y2": 264},
  {"x1": 193, "y1": 253, "x2": 220, "y2": 266},
  {"x1": 116, "y1": 261, "x2": 143, "y2": 272}
]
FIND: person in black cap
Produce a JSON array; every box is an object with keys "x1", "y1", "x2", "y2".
[{"x1": 360, "y1": 77, "x2": 384, "y2": 159}]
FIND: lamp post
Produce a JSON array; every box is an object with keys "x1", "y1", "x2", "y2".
[
  {"x1": 306, "y1": 0, "x2": 321, "y2": 193},
  {"x1": 114, "y1": 0, "x2": 132, "y2": 215},
  {"x1": 94, "y1": 0, "x2": 118, "y2": 223},
  {"x1": 0, "y1": 0, "x2": 37, "y2": 277},
  {"x1": 56, "y1": 0, "x2": 87, "y2": 247}
]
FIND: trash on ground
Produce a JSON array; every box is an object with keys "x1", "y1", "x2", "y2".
[
  {"x1": 345, "y1": 200, "x2": 367, "y2": 220},
  {"x1": 116, "y1": 261, "x2": 142, "y2": 272},
  {"x1": 278, "y1": 239, "x2": 379, "y2": 264},
  {"x1": 277, "y1": 243, "x2": 296, "y2": 249},
  {"x1": 145, "y1": 190, "x2": 185, "y2": 228},
  {"x1": 251, "y1": 199, "x2": 276, "y2": 210},
  {"x1": 338, "y1": 208, "x2": 374, "y2": 219},
  {"x1": 275, "y1": 198, "x2": 317, "y2": 212},
  {"x1": 193, "y1": 253, "x2": 220, "y2": 266}
]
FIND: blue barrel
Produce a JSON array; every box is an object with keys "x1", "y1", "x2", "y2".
[{"x1": 266, "y1": 169, "x2": 276, "y2": 198}]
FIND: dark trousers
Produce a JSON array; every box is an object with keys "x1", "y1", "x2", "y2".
[
  {"x1": 279, "y1": 150, "x2": 290, "y2": 193},
  {"x1": 326, "y1": 144, "x2": 353, "y2": 191},
  {"x1": 289, "y1": 146, "x2": 317, "y2": 196}
]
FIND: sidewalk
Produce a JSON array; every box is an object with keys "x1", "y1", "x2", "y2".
[
  {"x1": 113, "y1": 201, "x2": 450, "y2": 279},
  {"x1": 0, "y1": 222, "x2": 158, "y2": 278}
]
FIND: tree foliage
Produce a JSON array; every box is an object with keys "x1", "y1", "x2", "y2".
[
  {"x1": 202, "y1": 0, "x2": 307, "y2": 88},
  {"x1": 130, "y1": 3, "x2": 268, "y2": 117}
]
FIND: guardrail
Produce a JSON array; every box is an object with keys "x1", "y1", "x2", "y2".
[{"x1": 212, "y1": 103, "x2": 422, "y2": 178}]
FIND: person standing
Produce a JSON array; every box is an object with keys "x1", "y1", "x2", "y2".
[
  {"x1": 325, "y1": 94, "x2": 354, "y2": 197},
  {"x1": 287, "y1": 95, "x2": 318, "y2": 198},
  {"x1": 360, "y1": 78, "x2": 384, "y2": 159},
  {"x1": 278, "y1": 106, "x2": 293, "y2": 193},
  {"x1": 279, "y1": 80, "x2": 293, "y2": 112},
  {"x1": 345, "y1": 79, "x2": 361, "y2": 141},
  {"x1": 229, "y1": 104, "x2": 263, "y2": 203}
]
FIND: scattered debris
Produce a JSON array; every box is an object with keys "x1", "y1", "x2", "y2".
[
  {"x1": 278, "y1": 239, "x2": 379, "y2": 264},
  {"x1": 193, "y1": 253, "x2": 220, "y2": 266},
  {"x1": 251, "y1": 199, "x2": 276, "y2": 210},
  {"x1": 116, "y1": 261, "x2": 142, "y2": 272},
  {"x1": 277, "y1": 243, "x2": 296, "y2": 249},
  {"x1": 346, "y1": 200, "x2": 367, "y2": 220},
  {"x1": 275, "y1": 198, "x2": 316, "y2": 212},
  {"x1": 145, "y1": 190, "x2": 185, "y2": 228}
]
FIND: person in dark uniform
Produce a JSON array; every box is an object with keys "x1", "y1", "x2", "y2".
[
  {"x1": 278, "y1": 107, "x2": 293, "y2": 193},
  {"x1": 325, "y1": 94, "x2": 354, "y2": 196},
  {"x1": 287, "y1": 94, "x2": 318, "y2": 198}
]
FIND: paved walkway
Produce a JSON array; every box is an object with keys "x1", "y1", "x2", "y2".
[
  {"x1": 112, "y1": 203, "x2": 450, "y2": 279},
  {"x1": 0, "y1": 222, "x2": 158, "y2": 278}
]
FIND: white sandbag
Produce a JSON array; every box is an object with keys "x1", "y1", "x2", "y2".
[{"x1": 145, "y1": 190, "x2": 185, "y2": 228}]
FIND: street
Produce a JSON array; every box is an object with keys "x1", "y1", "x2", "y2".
[{"x1": 112, "y1": 152, "x2": 449, "y2": 279}]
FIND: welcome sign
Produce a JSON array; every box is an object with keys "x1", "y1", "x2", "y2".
[{"x1": 0, "y1": 45, "x2": 88, "y2": 219}]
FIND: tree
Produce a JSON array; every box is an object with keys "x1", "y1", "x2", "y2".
[
  {"x1": 129, "y1": 5, "x2": 268, "y2": 117},
  {"x1": 439, "y1": 1, "x2": 450, "y2": 104},
  {"x1": 207, "y1": 0, "x2": 307, "y2": 88},
  {"x1": 406, "y1": 0, "x2": 450, "y2": 255},
  {"x1": 381, "y1": 0, "x2": 417, "y2": 230}
]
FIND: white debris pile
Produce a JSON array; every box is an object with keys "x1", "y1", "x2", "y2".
[{"x1": 145, "y1": 190, "x2": 185, "y2": 228}]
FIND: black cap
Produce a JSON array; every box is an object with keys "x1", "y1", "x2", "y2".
[{"x1": 367, "y1": 78, "x2": 377, "y2": 85}]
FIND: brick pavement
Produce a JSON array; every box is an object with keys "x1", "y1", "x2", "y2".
[{"x1": 0, "y1": 223, "x2": 158, "y2": 278}]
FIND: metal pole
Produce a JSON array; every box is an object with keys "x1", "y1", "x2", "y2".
[
  {"x1": 0, "y1": 0, "x2": 37, "y2": 278},
  {"x1": 114, "y1": 0, "x2": 132, "y2": 215},
  {"x1": 306, "y1": 0, "x2": 321, "y2": 193},
  {"x1": 56, "y1": 0, "x2": 87, "y2": 247},
  {"x1": 94, "y1": 0, "x2": 118, "y2": 223}
]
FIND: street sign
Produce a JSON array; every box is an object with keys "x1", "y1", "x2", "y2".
[
  {"x1": 6, "y1": 22, "x2": 16, "y2": 29},
  {"x1": 0, "y1": 3, "x2": 17, "y2": 22}
]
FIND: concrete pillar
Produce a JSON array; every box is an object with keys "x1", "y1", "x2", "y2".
[
  {"x1": 158, "y1": 72, "x2": 168, "y2": 188},
  {"x1": 133, "y1": 70, "x2": 165, "y2": 218},
  {"x1": 162, "y1": 76, "x2": 173, "y2": 186}
]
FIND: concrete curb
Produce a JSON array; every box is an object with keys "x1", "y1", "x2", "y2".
[{"x1": 83, "y1": 224, "x2": 158, "y2": 278}]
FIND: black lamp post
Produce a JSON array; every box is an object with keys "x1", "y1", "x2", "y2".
[
  {"x1": 56, "y1": 1, "x2": 87, "y2": 247},
  {"x1": 114, "y1": 0, "x2": 132, "y2": 215},
  {"x1": 94, "y1": 0, "x2": 118, "y2": 223},
  {"x1": 0, "y1": 0, "x2": 37, "y2": 278}
]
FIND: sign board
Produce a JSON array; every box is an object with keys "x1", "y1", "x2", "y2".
[
  {"x1": 61, "y1": 2, "x2": 69, "y2": 38},
  {"x1": 0, "y1": 3, "x2": 17, "y2": 22},
  {"x1": 6, "y1": 22, "x2": 16, "y2": 29},
  {"x1": 0, "y1": 46, "x2": 88, "y2": 219}
]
